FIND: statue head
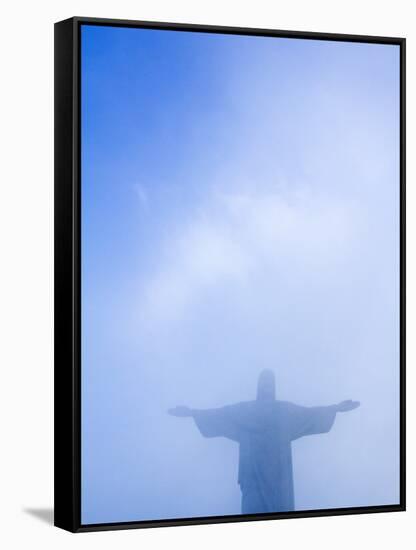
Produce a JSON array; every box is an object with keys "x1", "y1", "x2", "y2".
[{"x1": 256, "y1": 369, "x2": 276, "y2": 401}]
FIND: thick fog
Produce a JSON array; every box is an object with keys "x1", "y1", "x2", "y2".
[{"x1": 81, "y1": 26, "x2": 400, "y2": 524}]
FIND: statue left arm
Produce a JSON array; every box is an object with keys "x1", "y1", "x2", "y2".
[
  {"x1": 289, "y1": 400, "x2": 360, "y2": 441},
  {"x1": 333, "y1": 400, "x2": 360, "y2": 413}
]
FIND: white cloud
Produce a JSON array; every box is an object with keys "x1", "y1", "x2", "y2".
[
  {"x1": 132, "y1": 183, "x2": 149, "y2": 210},
  {"x1": 136, "y1": 181, "x2": 361, "y2": 326}
]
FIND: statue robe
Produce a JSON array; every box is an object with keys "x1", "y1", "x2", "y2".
[{"x1": 192, "y1": 400, "x2": 336, "y2": 514}]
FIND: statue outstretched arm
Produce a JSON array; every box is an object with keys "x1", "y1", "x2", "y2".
[
  {"x1": 168, "y1": 405, "x2": 194, "y2": 417},
  {"x1": 331, "y1": 400, "x2": 361, "y2": 413}
]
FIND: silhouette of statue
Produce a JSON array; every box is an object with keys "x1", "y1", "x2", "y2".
[{"x1": 168, "y1": 369, "x2": 360, "y2": 515}]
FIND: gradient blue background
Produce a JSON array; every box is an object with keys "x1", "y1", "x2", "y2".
[{"x1": 80, "y1": 24, "x2": 400, "y2": 524}]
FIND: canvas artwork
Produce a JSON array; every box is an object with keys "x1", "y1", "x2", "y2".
[{"x1": 54, "y1": 17, "x2": 405, "y2": 532}]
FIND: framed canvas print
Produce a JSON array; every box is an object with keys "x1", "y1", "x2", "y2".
[{"x1": 54, "y1": 16, "x2": 406, "y2": 532}]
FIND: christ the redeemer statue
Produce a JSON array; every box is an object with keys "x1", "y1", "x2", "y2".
[{"x1": 168, "y1": 369, "x2": 360, "y2": 515}]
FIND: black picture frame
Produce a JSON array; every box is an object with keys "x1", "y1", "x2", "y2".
[{"x1": 54, "y1": 16, "x2": 406, "y2": 533}]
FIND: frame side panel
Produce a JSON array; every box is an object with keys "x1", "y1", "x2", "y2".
[{"x1": 54, "y1": 17, "x2": 80, "y2": 533}]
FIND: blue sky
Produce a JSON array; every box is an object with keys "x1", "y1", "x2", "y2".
[{"x1": 81, "y1": 24, "x2": 400, "y2": 524}]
